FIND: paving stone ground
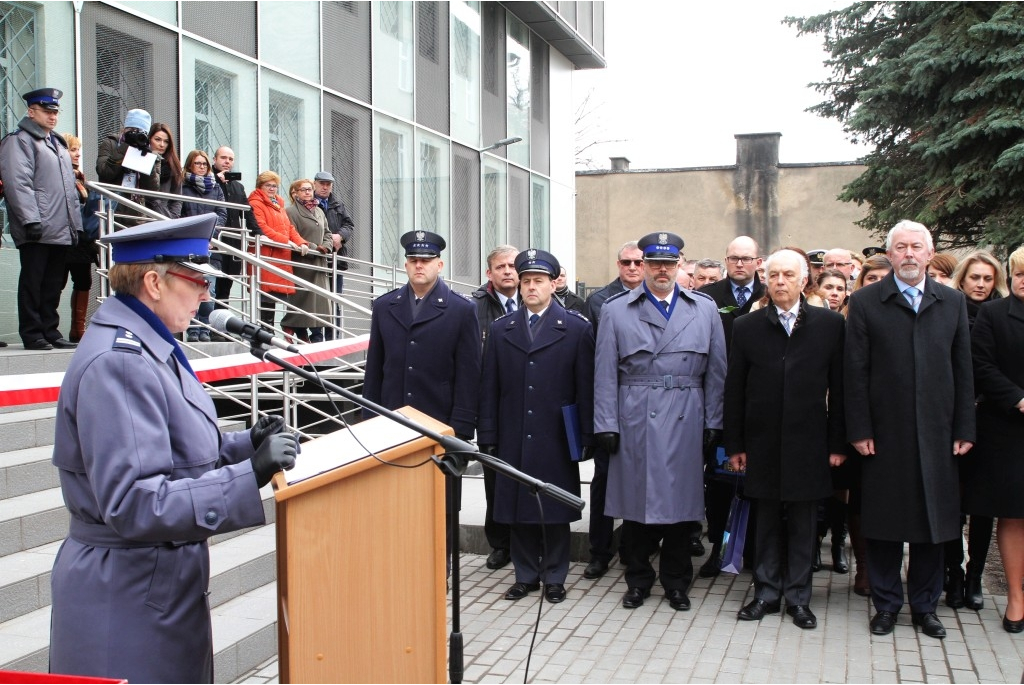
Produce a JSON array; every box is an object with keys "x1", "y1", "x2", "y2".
[{"x1": 234, "y1": 548, "x2": 1024, "y2": 684}]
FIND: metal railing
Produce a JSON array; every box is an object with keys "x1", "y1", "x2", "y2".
[{"x1": 84, "y1": 181, "x2": 441, "y2": 439}]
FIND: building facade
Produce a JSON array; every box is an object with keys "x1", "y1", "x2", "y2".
[
  {"x1": 575, "y1": 133, "x2": 875, "y2": 289},
  {"x1": 0, "y1": 0, "x2": 604, "y2": 342}
]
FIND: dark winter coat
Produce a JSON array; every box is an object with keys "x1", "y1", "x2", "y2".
[
  {"x1": 319, "y1": 193, "x2": 354, "y2": 269},
  {"x1": 582, "y1": 278, "x2": 627, "y2": 331},
  {"x1": 472, "y1": 282, "x2": 519, "y2": 347},
  {"x1": 844, "y1": 274, "x2": 975, "y2": 543},
  {"x1": 478, "y1": 302, "x2": 595, "y2": 524},
  {"x1": 362, "y1": 278, "x2": 481, "y2": 437},
  {"x1": 724, "y1": 300, "x2": 846, "y2": 501},
  {"x1": 95, "y1": 135, "x2": 161, "y2": 223},
  {"x1": 698, "y1": 275, "x2": 766, "y2": 356},
  {"x1": 963, "y1": 293, "x2": 1024, "y2": 517}
]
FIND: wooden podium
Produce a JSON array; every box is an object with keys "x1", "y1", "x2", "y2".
[{"x1": 271, "y1": 407, "x2": 449, "y2": 683}]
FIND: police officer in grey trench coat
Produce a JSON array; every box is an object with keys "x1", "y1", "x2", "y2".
[
  {"x1": 594, "y1": 231, "x2": 727, "y2": 611},
  {"x1": 48, "y1": 214, "x2": 297, "y2": 683}
]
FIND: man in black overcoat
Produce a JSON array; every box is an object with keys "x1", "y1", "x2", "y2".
[
  {"x1": 697, "y1": 235, "x2": 765, "y2": 577},
  {"x1": 725, "y1": 249, "x2": 846, "y2": 630},
  {"x1": 845, "y1": 220, "x2": 975, "y2": 640}
]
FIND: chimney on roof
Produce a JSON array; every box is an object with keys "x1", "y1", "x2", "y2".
[{"x1": 609, "y1": 156, "x2": 630, "y2": 171}]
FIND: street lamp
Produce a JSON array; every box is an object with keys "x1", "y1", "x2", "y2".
[{"x1": 478, "y1": 136, "x2": 522, "y2": 153}]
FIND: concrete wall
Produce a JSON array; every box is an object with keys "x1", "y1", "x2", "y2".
[{"x1": 575, "y1": 136, "x2": 875, "y2": 289}]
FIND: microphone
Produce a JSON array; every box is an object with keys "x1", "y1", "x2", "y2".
[{"x1": 208, "y1": 310, "x2": 300, "y2": 353}]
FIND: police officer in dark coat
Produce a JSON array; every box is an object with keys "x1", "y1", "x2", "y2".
[
  {"x1": 725, "y1": 249, "x2": 846, "y2": 630},
  {"x1": 478, "y1": 249, "x2": 595, "y2": 603},
  {"x1": 845, "y1": 220, "x2": 975, "y2": 640},
  {"x1": 361, "y1": 230, "x2": 480, "y2": 438}
]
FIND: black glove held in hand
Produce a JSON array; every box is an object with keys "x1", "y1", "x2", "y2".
[
  {"x1": 595, "y1": 432, "x2": 619, "y2": 454},
  {"x1": 703, "y1": 428, "x2": 722, "y2": 453},
  {"x1": 251, "y1": 432, "x2": 298, "y2": 488},
  {"x1": 250, "y1": 415, "x2": 286, "y2": 450},
  {"x1": 25, "y1": 222, "x2": 43, "y2": 241}
]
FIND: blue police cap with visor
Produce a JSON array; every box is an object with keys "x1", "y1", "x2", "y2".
[
  {"x1": 23, "y1": 87, "x2": 62, "y2": 111},
  {"x1": 514, "y1": 248, "x2": 560, "y2": 278},
  {"x1": 637, "y1": 232, "x2": 684, "y2": 261},
  {"x1": 100, "y1": 214, "x2": 227, "y2": 280},
  {"x1": 401, "y1": 230, "x2": 446, "y2": 258}
]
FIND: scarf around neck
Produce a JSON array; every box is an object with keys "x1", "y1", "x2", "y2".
[
  {"x1": 184, "y1": 172, "x2": 216, "y2": 195},
  {"x1": 300, "y1": 198, "x2": 319, "y2": 212}
]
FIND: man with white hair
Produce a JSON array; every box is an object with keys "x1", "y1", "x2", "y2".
[
  {"x1": 725, "y1": 249, "x2": 846, "y2": 629},
  {"x1": 845, "y1": 220, "x2": 975, "y2": 640}
]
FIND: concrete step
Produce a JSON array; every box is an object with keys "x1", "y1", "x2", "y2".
[
  {"x1": 0, "y1": 542, "x2": 59, "y2": 624},
  {"x1": 0, "y1": 580, "x2": 279, "y2": 679},
  {"x1": 0, "y1": 488, "x2": 67, "y2": 557},
  {"x1": 0, "y1": 408, "x2": 57, "y2": 452},
  {"x1": 0, "y1": 349, "x2": 75, "y2": 376},
  {"x1": 0, "y1": 446, "x2": 57, "y2": 501}
]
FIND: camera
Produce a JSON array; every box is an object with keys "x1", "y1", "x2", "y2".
[
  {"x1": 123, "y1": 128, "x2": 150, "y2": 153},
  {"x1": 224, "y1": 172, "x2": 242, "y2": 182}
]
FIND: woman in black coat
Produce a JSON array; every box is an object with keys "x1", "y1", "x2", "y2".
[
  {"x1": 962, "y1": 246, "x2": 1024, "y2": 632},
  {"x1": 179, "y1": 149, "x2": 226, "y2": 342}
]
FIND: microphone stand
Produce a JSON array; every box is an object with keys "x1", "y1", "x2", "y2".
[{"x1": 249, "y1": 343, "x2": 585, "y2": 684}]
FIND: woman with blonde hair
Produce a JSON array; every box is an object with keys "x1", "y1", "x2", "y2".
[{"x1": 59, "y1": 133, "x2": 99, "y2": 342}]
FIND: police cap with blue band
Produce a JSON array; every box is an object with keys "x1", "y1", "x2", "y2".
[
  {"x1": 100, "y1": 213, "x2": 227, "y2": 279},
  {"x1": 23, "y1": 87, "x2": 62, "y2": 111},
  {"x1": 514, "y1": 248, "x2": 560, "y2": 278},
  {"x1": 638, "y1": 232, "x2": 684, "y2": 261},
  {"x1": 401, "y1": 230, "x2": 446, "y2": 258}
]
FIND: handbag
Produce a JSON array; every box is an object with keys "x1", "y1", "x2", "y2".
[{"x1": 718, "y1": 488, "x2": 751, "y2": 574}]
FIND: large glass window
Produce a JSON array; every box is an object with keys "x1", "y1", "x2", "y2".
[
  {"x1": 260, "y1": 70, "x2": 320, "y2": 189},
  {"x1": 505, "y1": 13, "x2": 530, "y2": 168},
  {"x1": 373, "y1": 114, "x2": 414, "y2": 270},
  {"x1": 182, "y1": 39, "x2": 257, "y2": 181},
  {"x1": 530, "y1": 175, "x2": 549, "y2": 250},
  {"x1": 95, "y1": 23, "x2": 154, "y2": 141},
  {"x1": 372, "y1": 1, "x2": 414, "y2": 120},
  {"x1": 482, "y1": 156, "x2": 507, "y2": 250},
  {"x1": 449, "y1": 0, "x2": 480, "y2": 147},
  {"x1": 416, "y1": 129, "x2": 450, "y2": 275},
  {"x1": 0, "y1": 2, "x2": 35, "y2": 138},
  {"x1": 259, "y1": 1, "x2": 320, "y2": 82}
]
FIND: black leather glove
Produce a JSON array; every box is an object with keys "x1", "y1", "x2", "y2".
[
  {"x1": 595, "y1": 432, "x2": 619, "y2": 454},
  {"x1": 703, "y1": 428, "x2": 722, "y2": 453},
  {"x1": 250, "y1": 432, "x2": 298, "y2": 488},
  {"x1": 479, "y1": 444, "x2": 498, "y2": 457},
  {"x1": 580, "y1": 445, "x2": 596, "y2": 461},
  {"x1": 24, "y1": 222, "x2": 42, "y2": 241},
  {"x1": 250, "y1": 415, "x2": 286, "y2": 450}
]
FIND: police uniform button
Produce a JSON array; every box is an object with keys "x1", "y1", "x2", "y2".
[
  {"x1": 526, "y1": 435, "x2": 532, "y2": 440},
  {"x1": 528, "y1": 386, "x2": 534, "y2": 390},
  {"x1": 529, "y1": 361, "x2": 534, "y2": 366},
  {"x1": 408, "y1": 366, "x2": 413, "y2": 370},
  {"x1": 527, "y1": 410, "x2": 533, "y2": 415},
  {"x1": 407, "y1": 392, "x2": 413, "y2": 397},
  {"x1": 204, "y1": 511, "x2": 218, "y2": 525},
  {"x1": 650, "y1": 412, "x2": 657, "y2": 418}
]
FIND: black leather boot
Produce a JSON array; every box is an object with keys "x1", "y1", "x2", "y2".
[
  {"x1": 946, "y1": 567, "x2": 966, "y2": 609},
  {"x1": 830, "y1": 499, "x2": 849, "y2": 574},
  {"x1": 964, "y1": 564, "x2": 984, "y2": 610},
  {"x1": 812, "y1": 537, "x2": 822, "y2": 573},
  {"x1": 964, "y1": 515, "x2": 993, "y2": 610}
]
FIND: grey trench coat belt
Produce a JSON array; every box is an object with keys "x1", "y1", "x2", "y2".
[
  {"x1": 70, "y1": 517, "x2": 189, "y2": 549},
  {"x1": 617, "y1": 374, "x2": 703, "y2": 389}
]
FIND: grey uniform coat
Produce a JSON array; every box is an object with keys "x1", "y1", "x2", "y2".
[
  {"x1": 49, "y1": 296, "x2": 266, "y2": 683},
  {"x1": 477, "y1": 303, "x2": 595, "y2": 524},
  {"x1": 844, "y1": 274, "x2": 975, "y2": 544},
  {"x1": 594, "y1": 286, "x2": 727, "y2": 524},
  {"x1": 0, "y1": 116, "x2": 81, "y2": 246}
]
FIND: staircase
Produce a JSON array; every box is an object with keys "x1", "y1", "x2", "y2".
[{"x1": 0, "y1": 344, "x2": 280, "y2": 683}]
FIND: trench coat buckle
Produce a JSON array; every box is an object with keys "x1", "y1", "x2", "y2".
[{"x1": 663, "y1": 375, "x2": 674, "y2": 389}]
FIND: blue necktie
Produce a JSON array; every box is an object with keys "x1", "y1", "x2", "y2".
[
  {"x1": 780, "y1": 311, "x2": 794, "y2": 335},
  {"x1": 529, "y1": 313, "x2": 539, "y2": 327},
  {"x1": 904, "y1": 286, "x2": 920, "y2": 313},
  {"x1": 505, "y1": 298, "x2": 515, "y2": 314},
  {"x1": 736, "y1": 286, "x2": 749, "y2": 308}
]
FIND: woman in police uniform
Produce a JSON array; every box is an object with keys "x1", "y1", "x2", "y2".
[{"x1": 48, "y1": 214, "x2": 297, "y2": 683}]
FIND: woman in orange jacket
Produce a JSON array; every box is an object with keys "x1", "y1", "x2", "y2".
[{"x1": 248, "y1": 170, "x2": 311, "y2": 327}]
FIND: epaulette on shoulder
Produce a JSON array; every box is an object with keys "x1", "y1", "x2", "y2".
[
  {"x1": 604, "y1": 290, "x2": 629, "y2": 305},
  {"x1": 494, "y1": 310, "x2": 515, "y2": 322},
  {"x1": 567, "y1": 309, "x2": 590, "y2": 322},
  {"x1": 458, "y1": 291, "x2": 473, "y2": 302},
  {"x1": 111, "y1": 327, "x2": 143, "y2": 354},
  {"x1": 688, "y1": 289, "x2": 714, "y2": 303}
]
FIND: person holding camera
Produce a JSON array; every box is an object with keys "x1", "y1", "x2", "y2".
[
  {"x1": 211, "y1": 146, "x2": 261, "y2": 310},
  {"x1": 96, "y1": 108, "x2": 161, "y2": 226}
]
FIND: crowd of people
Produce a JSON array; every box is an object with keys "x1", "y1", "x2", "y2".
[
  {"x1": 363, "y1": 219, "x2": 1023, "y2": 643},
  {"x1": 0, "y1": 91, "x2": 355, "y2": 349}
]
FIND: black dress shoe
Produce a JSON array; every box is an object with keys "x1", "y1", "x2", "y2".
[
  {"x1": 583, "y1": 558, "x2": 610, "y2": 579},
  {"x1": 622, "y1": 586, "x2": 650, "y2": 609},
  {"x1": 1003, "y1": 614, "x2": 1024, "y2": 633},
  {"x1": 666, "y1": 589, "x2": 691, "y2": 611},
  {"x1": 870, "y1": 610, "x2": 898, "y2": 635},
  {"x1": 545, "y1": 584, "x2": 566, "y2": 603},
  {"x1": 912, "y1": 612, "x2": 946, "y2": 639},
  {"x1": 787, "y1": 605, "x2": 817, "y2": 629},
  {"x1": 24, "y1": 339, "x2": 53, "y2": 350},
  {"x1": 738, "y1": 598, "x2": 780, "y2": 621},
  {"x1": 964, "y1": 573, "x2": 984, "y2": 610},
  {"x1": 698, "y1": 554, "x2": 721, "y2": 578},
  {"x1": 486, "y1": 548, "x2": 511, "y2": 570},
  {"x1": 49, "y1": 337, "x2": 78, "y2": 349},
  {"x1": 689, "y1": 537, "x2": 706, "y2": 557},
  {"x1": 503, "y1": 582, "x2": 539, "y2": 600}
]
